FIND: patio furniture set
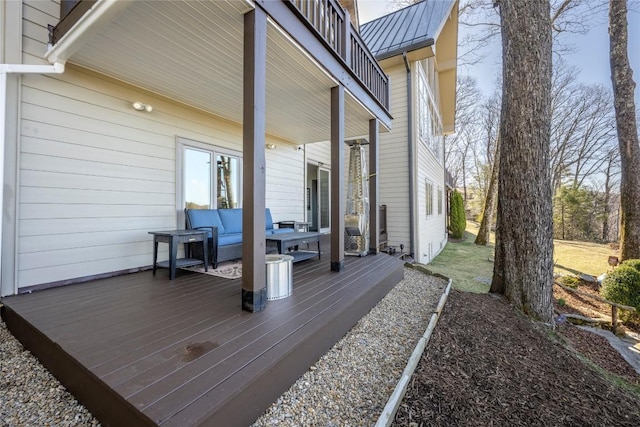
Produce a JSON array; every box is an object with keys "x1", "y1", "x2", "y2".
[{"x1": 149, "y1": 208, "x2": 320, "y2": 280}]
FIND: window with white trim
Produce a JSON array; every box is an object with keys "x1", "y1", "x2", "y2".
[
  {"x1": 438, "y1": 187, "x2": 443, "y2": 215},
  {"x1": 426, "y1": 180, "x2": 434, "y2": 217},
  {"x1": 179, "y1": 140, "x2": 242, "y2": 210},
  {"x1": 417, "y1": 61, "x2": 444, "y2": 165}
]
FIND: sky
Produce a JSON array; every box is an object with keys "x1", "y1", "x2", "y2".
[{"x1": 358, "y1": 0, "x2": 640, "y2": 105}]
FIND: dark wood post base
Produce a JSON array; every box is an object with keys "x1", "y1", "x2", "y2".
[
  {"x1": 242, "y1": 288, "x2": 267, "y2": 312},
  {"x1": 331, "y1": 260, "x2": 344, "y2": 272}
]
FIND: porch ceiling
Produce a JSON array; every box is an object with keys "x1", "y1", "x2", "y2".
[{"x1": 45, "y1": 0, "x2": 376, "y2": 144}]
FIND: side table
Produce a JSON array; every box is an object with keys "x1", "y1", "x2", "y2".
[{"x1": 149, "y1": 230, "x2": 209, "y2": 280}]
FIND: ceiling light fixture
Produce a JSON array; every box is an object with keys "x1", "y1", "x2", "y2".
[{"x1": 132, "y1": 101, "x2": 153, "y2": 112}]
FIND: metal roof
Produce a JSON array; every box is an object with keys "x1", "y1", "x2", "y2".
[{"x1": 360, "y1": 0, "x2": 456, "y2": 60}]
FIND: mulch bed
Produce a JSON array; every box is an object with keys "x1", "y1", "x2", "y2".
[
  {"x1": 558, "y1": 323, "x2": 639, "y2": 385},
  {"x1": 553, "y1": 280, "x2": 613, "y2": 321},
  {"x1": 393, "y1": 291, "x2": 640, "y2": 426}
]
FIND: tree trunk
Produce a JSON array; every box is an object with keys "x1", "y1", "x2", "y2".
[
  {"x1": 602, "y1": 153, "x2": 613, "y2": 241},
  {"x1": 609, "y1": 0, "x2": 640, "y2": 261},
  {"x1": 561, "y1": 200, "x2": 565, "y2": 240},
  {"x1": 490, "y1": 0, "x2": 554, "y2": 323},
  {"x1": 462, "y1": 143, "x2": 468, "y2": 202},
  {"x1": 475, "y1": 135, "x2": 500, "y2": 246}
]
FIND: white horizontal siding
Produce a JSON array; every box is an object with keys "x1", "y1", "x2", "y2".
[
  {"x1": 306, "y1": 140, "x2": 331, "y2": 165},
  {"x1": 20, "y1": 216, "x2": 174, "y2": 237},
  {"x1": 20, "y1": 254, "x2": 154, "y2": 287},
  {"x1": 266, "y1": 144, "x2": 305, "y2": 222},
  {"x1": 16, "y1": 66, "x2": 305, "y2": 289},
  {"x1": 415, "y1": 141, "x2": 447, "y2": 264},
  {"x1": 413, "y1": 58, "x2": 447, "y2": 264},
  {"x1": 23, "y1": 2, "x2": 57, "y2": 28},
  {"x1": 22, "y1": 0, "x2": 58, "y2": 65},
  {"x1": 379, "y1": 65, "x2": 410, "y2": 249},
  {"x1": 376, "y1": 61, "x2": 448, "y2": 260},
  {"x1": 20, "y1": 169, "x2": 175, "y2": 194}
]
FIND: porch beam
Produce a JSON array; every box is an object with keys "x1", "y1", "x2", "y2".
[
  {"x1": 368, "y1": 118, "x2": 379, "y2": 254},
  {"x1": 242, "y1": 7, "x2": 268, "y2": 312},
  {"x1": 330, "y1": 85, "x2": 345, "y2": 271}
]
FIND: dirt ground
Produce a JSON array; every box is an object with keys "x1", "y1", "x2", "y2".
[{"x1": 393, "y1": 291, "x2": 640, "y2": 426}]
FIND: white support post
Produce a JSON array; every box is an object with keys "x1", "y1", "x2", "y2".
[
  {"x1": 0, "y1": 62, "x2": 65, "y2": 295},
  {"x1": 0, "y1": 70, "x2": 7, "y2": 295}
]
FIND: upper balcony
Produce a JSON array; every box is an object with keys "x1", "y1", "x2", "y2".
[{"x1": 47, "y1": 0, "x2": 391, "y2": 139}]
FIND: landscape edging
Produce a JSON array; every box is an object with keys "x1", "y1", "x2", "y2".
[{"x1": 375, "y1": 265, "x2": 452, "y2": 427}]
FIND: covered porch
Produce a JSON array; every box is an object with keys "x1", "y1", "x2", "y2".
[
  {"x1": 0, "y1": 0, "x2": 393, "y2": 303},
  {"x1": 1, "y1": 237, "x2": 404, "y2": 426}
]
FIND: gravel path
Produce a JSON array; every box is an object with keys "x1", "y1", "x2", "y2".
[
  {"x1": 1, "y1": 267, "x2": 447, "y2": 426},
  {"x1": 0, "y1": 320, "x2": 99, "y2": 427},
  {"x1": 253, "y1": 267, "x2": 448, "y2": 426}
]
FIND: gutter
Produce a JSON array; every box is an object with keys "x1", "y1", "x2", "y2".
[
  {"x1": 0, "y1": 62, "x2": 65, "y2": 294},
  {"x1": 45, "y1": 0, "x2": 129, "y2": 64},
  {"x1": 402, "y1": 52, "x2": 415, "y2": 258},
  {"x1": 375, "y1": 38, "x2": 435, "y2": 62}
]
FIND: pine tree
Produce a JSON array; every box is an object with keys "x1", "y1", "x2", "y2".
[{"x1": 449, "y1": 190, "x2": 466, "y2": 239}]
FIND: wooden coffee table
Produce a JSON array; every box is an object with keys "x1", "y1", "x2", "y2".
[{"x1": 266, "y1": 231, "x2": 322, "y2": 263}]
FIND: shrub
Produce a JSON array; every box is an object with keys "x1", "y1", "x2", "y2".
[
  {"x1": 449, "y1": 190, "x2": 466, "y2": 239},
  {"x1": 558, "y1": 275, "x2": 580, "y2": 288},
  {"x1": 557, "y1": 298, "x2": 566, "y2": 306},
  {"x1": 620, "y1": 259, "x2": 640, "y2": 272},
  {"x1": 600, "y1": 266, "x2": 640, "y2": 309}
]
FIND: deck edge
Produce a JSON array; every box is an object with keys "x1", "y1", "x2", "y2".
[{"x1": 1, "y1": 304, "x2": 157, "y2": 427}]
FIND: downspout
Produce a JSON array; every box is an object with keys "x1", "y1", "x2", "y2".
[
  {"x1": 0, "y1": 62, "x2": 65, "y2": 294},
  {"x1": 402, "y1": 52, "x2": 415, "y2": 259}
]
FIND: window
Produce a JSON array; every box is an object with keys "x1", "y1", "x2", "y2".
[
  {"x1": 426, "y1": 180, "x2": 434, "y2": 217},
  {"x1": 181, "y1": 141, "x2": 242, "y2": 210},
  {"x1": 438, "y1": 187, "x2": 443, "y2": 215},
  {"x1": 417, "y1": 61, "x2": 444, "y2": 165}
]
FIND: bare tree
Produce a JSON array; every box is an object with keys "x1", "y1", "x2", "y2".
[
  {"x1": 490, "y1": 0, "x2": 554, "y2": 323},
  {"x1": 609, "y1": 0, "x2": 640, "y2": 261},
  {"x1": 475, "y1": 134, "x2": 500, "y2": 245},
  {"x1": 570, "y1": 86, "x2": 617, "y2": 187},
  {"x1": 474, "y1": 93, "x2": 501, "y2": 245},
  {"x1": 601, "y1": 147, "x2": 620, "y2": 241},
  {"x1": 548, "y1": 61, "x2": 618, "y2": 192},
  {"x1": 444, "y1": 75, "x2": 484, "y2": 196}
]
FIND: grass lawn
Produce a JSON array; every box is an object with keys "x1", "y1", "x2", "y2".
[
  {"x1": 422, "y1": 222, "x2": 619, "y2": 293},
  {"x1": 553, "y1": 239, "x2": 618, "y2": 277},
  {"x1": 421, "y1": 224, "x2": 494, "y2": 293}
]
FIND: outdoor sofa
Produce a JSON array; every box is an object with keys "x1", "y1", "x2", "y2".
[{"x1": 184, "y1": 208, "x2": 292, "y2": 268}]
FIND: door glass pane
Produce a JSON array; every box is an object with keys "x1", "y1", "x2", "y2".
[
  {"x1": 217, "y1": 155, "x2": 240, "y2": 209},
  {"x1": 185, "y1": 148, "x2": 212, "y2": 209},
  {"x1": 319, "y1": 169, "x2": 330, "y2": 229}
]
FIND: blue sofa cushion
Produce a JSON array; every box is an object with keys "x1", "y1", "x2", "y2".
[
  {"x1": 186, "y1": 209, "x2": 225, "y2": 236},
  {"x1": 218, "y1": 233, "x2": 243, "y2": 246},
  {"x1": 218, "y1": 208, "x2": 243, "y2": 234},
  {"x1": 265, "y1": 208, "x2": 274, "y2": 231}
]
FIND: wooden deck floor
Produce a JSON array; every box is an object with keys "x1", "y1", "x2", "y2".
[{"x1": 1, "y1": 240, "x2": 404, "y2": 426}]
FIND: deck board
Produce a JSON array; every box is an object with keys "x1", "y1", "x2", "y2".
[{"x1": 1, "y1": 238, "x2": 404, "y2": 426}]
